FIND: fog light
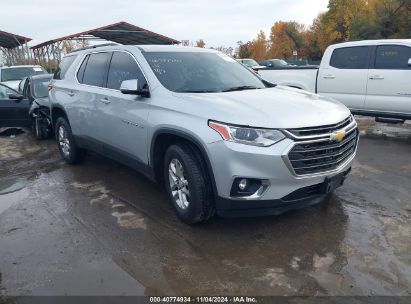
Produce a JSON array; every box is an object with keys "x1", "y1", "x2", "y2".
[{"x1": 238, "y1": 179, "x2": 248, "y2": 191}]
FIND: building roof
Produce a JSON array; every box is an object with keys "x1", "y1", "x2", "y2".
[
  {"x1": 0, "y1": 30, "x2": 32, "y2": 49},
  {"x1": 31, "y1": 21, "x2": 180, "y2": 49}
]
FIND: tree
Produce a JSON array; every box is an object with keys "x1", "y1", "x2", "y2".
[
  {"x1": 237, "y1": 40, "x2": 252, "y2": 58},
  {"x1": 322, "y1": 0, "x2": 369, "y2": 43},
  {"x1": 249, "y1": 30, "x2": 268, "y2": 61},
  {"x1": 245, "y1": 0, "x2": 411, "y2": 61},
  {"x1": 269, "y1": 21, "x2": 306, "y2": 59},
  {"x1": 195, "y1": 39, "x2": 206, "y2": 48}
]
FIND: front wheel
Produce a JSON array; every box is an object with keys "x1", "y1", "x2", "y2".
[
  {"x1": 32, "y1": 117, "x2": 50, "y2": 140},
  {"x1": 55, "y1": 117, "x2": 86, "y2": 164},
  {"x1": 163, "y1": 143, "x2": 215, "y2": 224}
]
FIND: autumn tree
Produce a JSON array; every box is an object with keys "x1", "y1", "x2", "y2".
[
  {"x1": 246, "y1": 0, "x2": 411, "y2": 61},
  {"x1": 269, "y1": 21, "x2": 306, "y2": 59},
  {"x1": 195, "y1": 39, "x2": 206, "y2": 48},
  {"x1": 249, "y1": 30, "x2": 268, "y2": 61}
]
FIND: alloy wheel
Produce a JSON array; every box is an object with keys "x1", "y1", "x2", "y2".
[{"x1": 168, "y1": 158, "x2": 190, "y2": 210}]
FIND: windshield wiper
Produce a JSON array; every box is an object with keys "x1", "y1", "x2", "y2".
[
  {"x1": 177, "y1": 89, "x2": 219, "y2": 93},
  {"x1": 221, "y1": 86, "x2": 260, "y2": 92}
]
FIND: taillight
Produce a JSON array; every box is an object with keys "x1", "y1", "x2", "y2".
[{"x1": 48, "y1": 84, "x2": 53, "y2": 91}]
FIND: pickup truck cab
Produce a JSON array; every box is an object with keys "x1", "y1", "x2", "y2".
[
  {"x1": 258, "y1": 40, "x2": 411, "y2": 120},
  {"x1": 49, "y1": 45, "x2": 358, "y2": 224}
]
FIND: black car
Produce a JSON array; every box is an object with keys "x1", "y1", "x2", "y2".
[
  {"x1": 0, "y1": 74, "x2": 53, "y2": 139},
  {"x1": 0, "y1": 83, "x2": 31, "y2": 128},
  {"x1": 259, "y1": 59, "x2": 290, "y2": 68}
]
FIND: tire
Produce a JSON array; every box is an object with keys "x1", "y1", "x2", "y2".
[
  {"x1": 55, "y1": 117, "x2": 86, "y2": 164},
  {"x1": 163, "y1": 143, "x2": 215, "y2": 224}
]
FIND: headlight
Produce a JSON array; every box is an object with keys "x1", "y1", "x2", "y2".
[{"x1": 208, "y1": 121, "x2": 285, "y2": 147}]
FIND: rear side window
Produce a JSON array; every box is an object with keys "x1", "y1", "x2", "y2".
[
  {"x1": 330, "y1": 46, "x2": 370, "y2": 69},
  {"x1": 107, "y1": 52, "x2": 147, "y2": 90},
  {"x1": 375, "y1": 45, "x2": 411, "y2": 69},
  {"x1": 76, "y1": 55, "x2": 89, "y2": 83},
  {"x1": 54, "y1": 55, "x2": 77, "y2": 80},
  {"x1": 81, "y1": 52, "x2": 111, "y2": 87}
]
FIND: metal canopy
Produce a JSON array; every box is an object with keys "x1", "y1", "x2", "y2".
[
  {"x1": 0, "y1": 30, "x2": 32, "y2": 66},
  {"x1": 31, "y1": 21, "x2": 180, "y2": 50},
  {"x1": 0, "y1": 30, "x2": 32, "y2": 49}
]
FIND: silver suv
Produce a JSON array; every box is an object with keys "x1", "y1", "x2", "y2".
[{"x1": 49, "y1": 45, "x2": 358, "y2": 224}]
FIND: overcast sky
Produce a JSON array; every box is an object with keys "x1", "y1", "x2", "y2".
[{"x1": 2, "y1": 0, "x2": 329, "y2": 48}]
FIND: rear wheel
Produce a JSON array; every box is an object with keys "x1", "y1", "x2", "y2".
[
  {"x1": 55, "y1": 117, "x2": 86, "y2": 164},
  {"x1": 163, "y1": 143, "x2": 215, "y2": 224}
]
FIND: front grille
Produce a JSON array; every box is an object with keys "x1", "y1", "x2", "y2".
[
  {"x1": 287, "y1": 115, "x2": 353, "y2": 137},
  {"x1": 287, "y1": 128, "x2": 358, "y2": 175}
]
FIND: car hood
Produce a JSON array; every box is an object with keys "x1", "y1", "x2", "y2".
[
  {"x1": 173, "y1": 86, "x2": 351, "y2": 129},
  {"x1": 1, "y1": 80, "x2": 20, "y2": 91}
]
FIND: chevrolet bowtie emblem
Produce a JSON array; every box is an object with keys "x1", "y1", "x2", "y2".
[{"x1": 330, "y1": 130, "x2": 346, "y2": 142}]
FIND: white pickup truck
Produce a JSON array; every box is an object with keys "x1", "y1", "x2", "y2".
[{"x1": 258, "y1": 39, "x2": 411, "y2": 121}]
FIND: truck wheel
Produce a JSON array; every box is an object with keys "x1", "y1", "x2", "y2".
[
  {"x1": 164, "y1": 143, "x2": 215, "y2": 224},
  {"x1": 55, "y1": 117, "x2": 86, "y2": 164}
]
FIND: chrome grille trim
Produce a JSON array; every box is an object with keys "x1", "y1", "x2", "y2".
[
  {"x1": 282, "y1": 117, "x2": 359, "y2": 177},
  {"x1": 283, "y1": 115, "x2": 356, "y2": 141}
]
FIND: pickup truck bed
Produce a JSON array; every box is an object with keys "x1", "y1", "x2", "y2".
[{"x1": 258, "y1": 67, "x2": 319, "y2": 92}]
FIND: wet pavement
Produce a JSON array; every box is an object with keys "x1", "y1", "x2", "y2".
[{"x1": 0, "y1": 118, "x2": 410, "y2": 297}]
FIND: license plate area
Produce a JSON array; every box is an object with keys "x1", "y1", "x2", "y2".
[{"x1": 320, "y1": 168, "x2": 351, "y2": 194}]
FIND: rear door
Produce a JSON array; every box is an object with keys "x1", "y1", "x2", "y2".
[
  {"x1": 0, "y1": 83, "x2": 31, "y2": 128},
  {"x1": 317, "y1": 46, "x2": 371, "y2": 110},
  {"x1": 365, "y1": 44, "x2": 411, "y2": 115},
  {"x1": 70, "y1": 52, "x2": 111, "y2": 149}
]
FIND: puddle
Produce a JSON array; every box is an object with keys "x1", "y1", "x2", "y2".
[
  {"x1": 0, "y1": 176, "x2": 29, "y2": 215},
  {"x1": 0, "y1": 176, "x2": 28, "y2": 195},
  {"x1": 0, "y1": 128, "x2": 25, "y2": 137}
]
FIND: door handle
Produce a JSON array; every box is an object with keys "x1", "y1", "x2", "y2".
[
  {"x1": 99, "y1": 98, "x2": 111, "y2": 104},
  {"x1": 369, "y1": 75, "x2": 384, "y2": 80},
  {"x1": 67, "y1": 91, "x2": 75, "y2": 97},
  {"x1": 323, "y1": 74, "x2": 336, "y2": 79}
]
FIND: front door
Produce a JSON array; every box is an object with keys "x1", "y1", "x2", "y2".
[
  {"x1": 317, "y1": 46, "x2": 371, "y2": 110},
  {"x1": 0, "y1": 83, "x2": 31, "y2": 128},
  {"x1": 96, "y1": 51, "x2": 150, "y2": 166}
]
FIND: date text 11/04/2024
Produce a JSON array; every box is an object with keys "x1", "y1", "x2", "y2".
[{"x1": 149, "y1": 297, "x2": 258, "y2": 303}]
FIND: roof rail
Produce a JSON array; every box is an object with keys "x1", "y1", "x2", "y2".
[{"x1": 70, "y1": 43, "x2": 119, "y2": 53}]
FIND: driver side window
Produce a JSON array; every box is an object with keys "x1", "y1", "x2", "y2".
[
  {"x1": 107, "y1": 51, "x2": 147, "y2": 90},
  {"x1": 0, "y1": 84, "x2": 15, "y2": 99}
]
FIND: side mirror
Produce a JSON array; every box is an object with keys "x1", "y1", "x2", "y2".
[
  {"x1": 120, "y1": 79, "x2": 150, "y2": 97},
  {"x1": 9, "y1": 93, "x2": 24, "y2": 102},
  {"x1": 408, "y1": 58, "x2": 411, "y2": 67},
  {"x1": 120, "y1": 79, "x2": 139, "y2": 94}
]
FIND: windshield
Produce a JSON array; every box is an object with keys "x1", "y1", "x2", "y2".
[
  {"x1": 33, "y1": 77, "x2": 52, "y2": 98},
  {"x1": 1, "y1": 67, "x2": 46, "y2": 82},
  {"x1": 143, "y1": 52, "x2": 265, "y2": 93},
  {"x1": 242, "y1": 59, "x2": 259, "y2": 67}
]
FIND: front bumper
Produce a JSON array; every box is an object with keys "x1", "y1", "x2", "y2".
[
  {"x1": 206, "y1": 131, "x2": 357, "y2": 216},
  {"x1": 216, "y1": 167, "x2": 351, "y2": 217}
]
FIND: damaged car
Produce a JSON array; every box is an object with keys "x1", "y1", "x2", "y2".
[
  {"x1": 20, "y1": 74, "x2": 54, "y2": 139},
  {"x1": 0, "y1": 74, "x2": 53, "y2": 139}
]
